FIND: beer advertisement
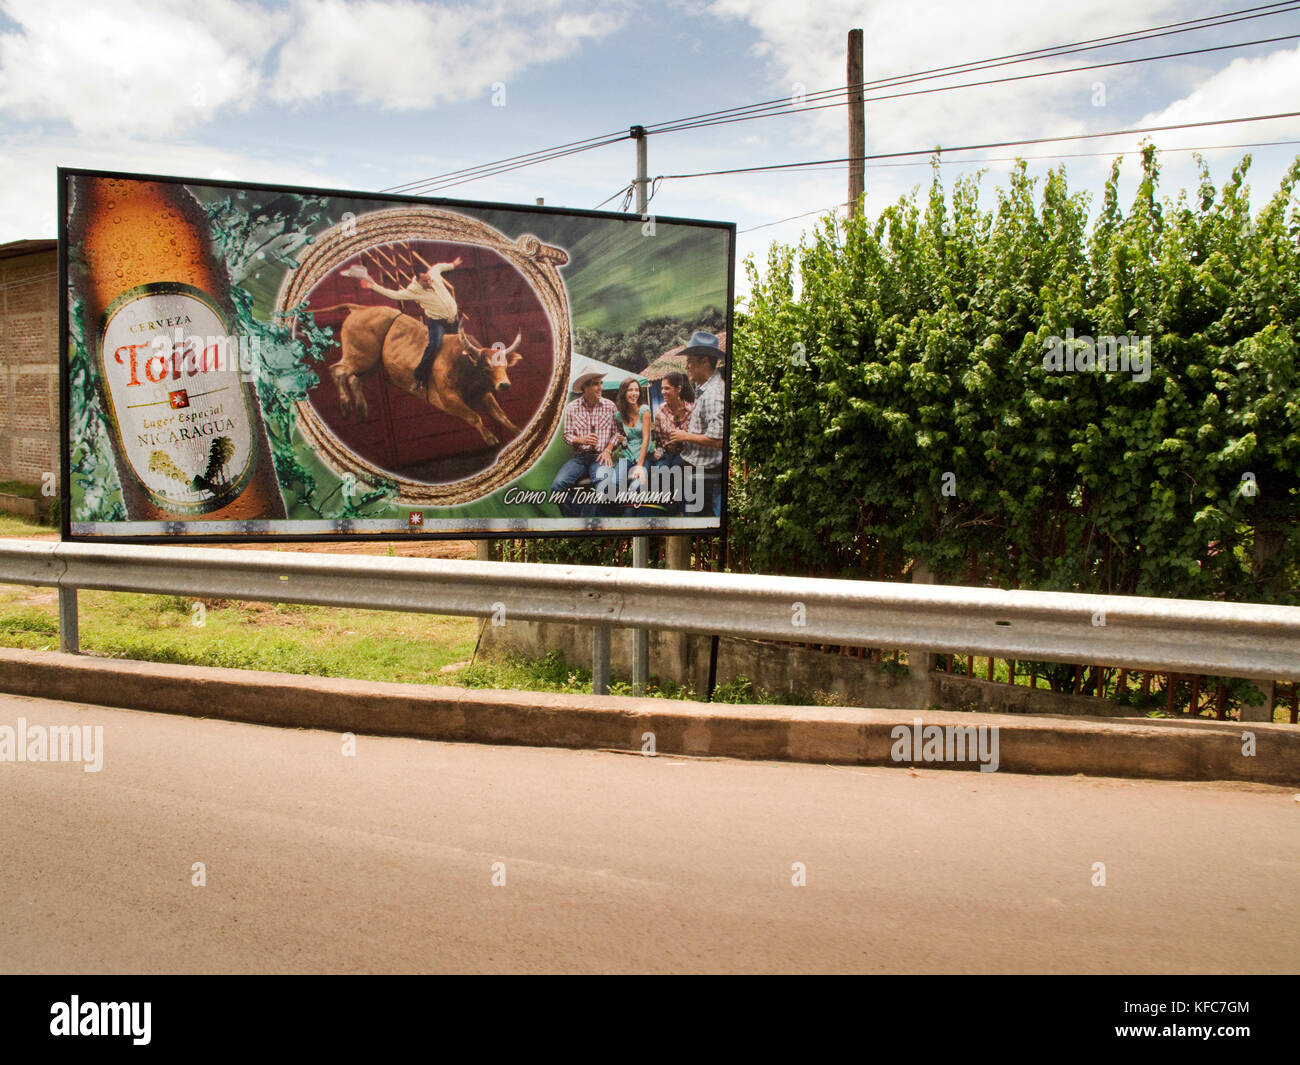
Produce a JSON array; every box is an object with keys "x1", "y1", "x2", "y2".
[{"x1": 58, "y1": 169, "x2": 734, "y2": 542}]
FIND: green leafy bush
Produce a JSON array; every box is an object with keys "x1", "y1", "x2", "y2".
[{"x1": 733, "y1": 150, "x2": 1300, "y2": 603}]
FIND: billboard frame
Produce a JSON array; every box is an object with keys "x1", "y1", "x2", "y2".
[{"x1": 57, "y1": 166, "x2": 736, "y2": 546}]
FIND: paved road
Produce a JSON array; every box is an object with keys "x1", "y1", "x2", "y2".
[{"x1": 1, "y1": 693, "x2": 1296, "y2": 973}]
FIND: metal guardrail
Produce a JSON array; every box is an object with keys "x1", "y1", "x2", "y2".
[{"x1": 1, "y1": 538, "x2": 1299, "y2": 680}]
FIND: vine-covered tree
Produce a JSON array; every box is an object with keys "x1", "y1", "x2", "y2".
[{"x1": 732, "y1": 149, "x2": 1300, "y2": 603}]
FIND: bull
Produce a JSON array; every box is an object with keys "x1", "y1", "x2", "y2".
[{"x1": 318, "y1": 304, "x2": 524, "y2": 447}]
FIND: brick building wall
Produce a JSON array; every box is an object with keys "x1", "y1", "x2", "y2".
[{"x1": 0, "y1": 241, "x2": 59, "y2": 486}]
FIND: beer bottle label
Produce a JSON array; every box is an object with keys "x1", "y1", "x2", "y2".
[{"x1": 99, "y1": 282, "x2": 257, "y2": 513}]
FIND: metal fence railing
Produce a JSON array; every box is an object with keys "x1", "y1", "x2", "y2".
[{"x1": 2, "y1": 539, "x2": 1299, "y2": 694}]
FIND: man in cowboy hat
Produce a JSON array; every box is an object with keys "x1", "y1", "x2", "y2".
[
  {"x1": 361, "y1": 256, "x2": 464, "y2": 388},
  {"x1": 550, "y1": 369, "x2": 626, "y2": 517},
  {"x1": 665, "y1": 331, "x2": 727, "y2": 517}
]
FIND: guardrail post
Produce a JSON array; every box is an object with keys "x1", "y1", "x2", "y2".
[
  {"x1": 906, "y1": 558, "x2": 936, "y2": 709},
  {"x1": 58, "y1": 586, "x2": 79, "y2": 654},
  {"x1": 632, "y1": 536, "x2": 649, "y2": 694},
  {"x1": 1243, "y1": 680, "x2": 1275, "y2": 723},
  {"x1": 593, "y1": 624, "x2": 611, "y2": 695},
  {"x1": 663, "y1": 535, "x2": 692, "y2": 691}
]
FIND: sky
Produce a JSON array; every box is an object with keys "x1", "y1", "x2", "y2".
[{"x1": 2, "y1": 0, "x2": 1299, "y2": 300}]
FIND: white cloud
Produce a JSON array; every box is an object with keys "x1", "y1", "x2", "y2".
[
  {"x1": 704, "y1": 0, "x2": 1192, "y2": 151},
  {"x1": 0, "y1": 0, "x2": 627, "y2": 135},
  {"x1": 271, "y1": 0, "x2": 626, "y2": 110},
  {"x1": 694, "y1": 0, "x2": 1300, "y2": 242},
  {"x1": 1134, "y1": 42, "x2": 1300, "y2": 146},
  {"x1": 0, "y1": 0, "x2": 279, "y2": 136},
  {"x1": 0, "y1": 132, "x2": 343, "y2": 242}
]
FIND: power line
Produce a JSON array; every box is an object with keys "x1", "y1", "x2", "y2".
[
  {"x1": 865, "y1": 0, "x2": 1298, "y2": 87},
  {"x1": 735, "y1": 138, "x2": 1300, "y2": 232},
  {"x1": 644, "y1": 3, "x2": 1300, "y2": 135},
  {"x1": 740, "y1": 206, "x2": 851, "y2": 234},
  {"x1": 382, "y1": 129, "x2": 622, "y2": 193},
  {"x1": 875, "y1": 137, "x2": 1300, "y2": 170},
  {"x1": 659, "y1": 111, "x2": 1300, "y2": 182},
  {"x1": 420, "y1": 137, "x2": 630, "y2": 193},
  {"x1": 389, "y1": 132, "x2": 628, "y2": 196},
  {"x1": 386, "y1": 1, "x2": 1300, "y2": 195},
  {"x1": 593, "y1": 183, "x2": 633, "y2": 210},
  {"x1": 653, "y1": 31, "x2": 1300, "y2": 137}
]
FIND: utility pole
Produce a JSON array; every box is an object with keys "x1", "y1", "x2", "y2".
[
  {"x1": 632, "y1": 125, "x2": 648, "y2": 215},
  {"x1": 848, "y1": 28, "x2": 865, "y2": 217},
  {"x1": 631, "y1": 124, "x2": 650, "y2": 697},
  {"x1": 638, "y1": 127, "x2": 694, "y2": 681}
]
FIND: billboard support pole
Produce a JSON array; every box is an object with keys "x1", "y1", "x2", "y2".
[
  {"x1": 58, "y1": 587, "x2": 79, "y2": 654},
  {"x1": 593, "y1": 623, "x2": 612, "y2": 695},
  {"x1": 631, "y1": 124, "x2": 651, "y2": 696}
]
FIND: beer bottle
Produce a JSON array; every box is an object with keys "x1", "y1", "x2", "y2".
[{"x1": 68, "y1": 175, "x2": 287, "y2": 522}]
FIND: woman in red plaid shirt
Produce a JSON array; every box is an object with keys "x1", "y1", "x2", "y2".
[{"x1": 652, "y1": 372, "x2": 694, "y2": 462}]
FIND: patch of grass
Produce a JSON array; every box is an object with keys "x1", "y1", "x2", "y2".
[
  {"x1": 0, "y1": 603, "x2": 59, "y2": 641},
  {"x1": 0, "y1": 480, "x2": 40, "y2": 499},
  {"x1": 460, "y1": 654, "x2": 822, "y2": 705},
  {"x1": 153, "y1": 595, "x2": 193, "y2": 614},
  {"x1": 459, "y1": 649, "x2": 594, "y2": 694},
  {"x1": 708, "y1": 673, "x2": 837, "y2": 706},
  {"x1": 609, "y1": 677, "x2": 697, "y2": 700},
  {"x1": 0, "y1": 512, "x2": 50, "y2": 537},
  {"x1": 0, "y1": 586, "x2": 479, "y2": 683}
]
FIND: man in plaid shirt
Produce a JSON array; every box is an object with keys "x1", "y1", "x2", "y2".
[
  {"x1": 665, "y1": 332, "x2": 727, "y2": 518},
  {"x1": 550, "y1": 370, "x2": 625, "y2": 517}
]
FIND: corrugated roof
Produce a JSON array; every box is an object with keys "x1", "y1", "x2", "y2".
[{"x1": 644, "y1": 329, "x2": 728, "y2": 380}]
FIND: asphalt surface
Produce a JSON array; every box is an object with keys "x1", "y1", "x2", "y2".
[{"x1": 1, "y1": 692, "x2": 1297, "y2": 974}]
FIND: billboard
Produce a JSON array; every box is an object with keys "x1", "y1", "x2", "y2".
[{"x1": 59, "y1": 168, "x2": 734, "y2": 542}]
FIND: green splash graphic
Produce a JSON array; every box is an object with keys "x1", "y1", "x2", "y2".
[
  {"x1": 68, "y1": 293, "x2": 126, "y2": 523},
  {"x1": 203, "y1": 191, "x2": 397, "y2": 519}
]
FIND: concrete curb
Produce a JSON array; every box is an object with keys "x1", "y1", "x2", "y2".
[{"x1": 0, "y1": 648, "x2": 1296, "y2": 784}]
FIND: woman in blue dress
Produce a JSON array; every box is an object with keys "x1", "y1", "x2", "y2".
[{"x1": 614, "y1": 378, "x2": 652, "y2": 508}]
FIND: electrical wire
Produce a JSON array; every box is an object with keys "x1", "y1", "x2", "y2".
[
  {"x1": 658, "y1": 110, "x2": 1300, "y2": 182},
  {"x1": 740, "y1": 206, "x2": 852, "y2": 234},
  {"x1": 735, "y1": 137, "x2": 1300, "y2": 233},
  {"x1": 382, "y1": 131, "x2": 626, "y2": 193},
  {"x1": 643, "y1": 2, "x2": 1300, "y2": 136},
  {"x1": 684, "y1": 3, "x2": 1300, "y2": 123},
  {"x1": 652, "y1": 31, "x2": 1300, "y2": 136},
  {"x1": 385, "y1": 1, "x2": 1300, "y2": 196},
  {"x1": 398, "y1": 133, "x2": 630, "y2": 195},
  {"x1": 593, "y1": 183, "x2": 634, "y2": 210}
]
